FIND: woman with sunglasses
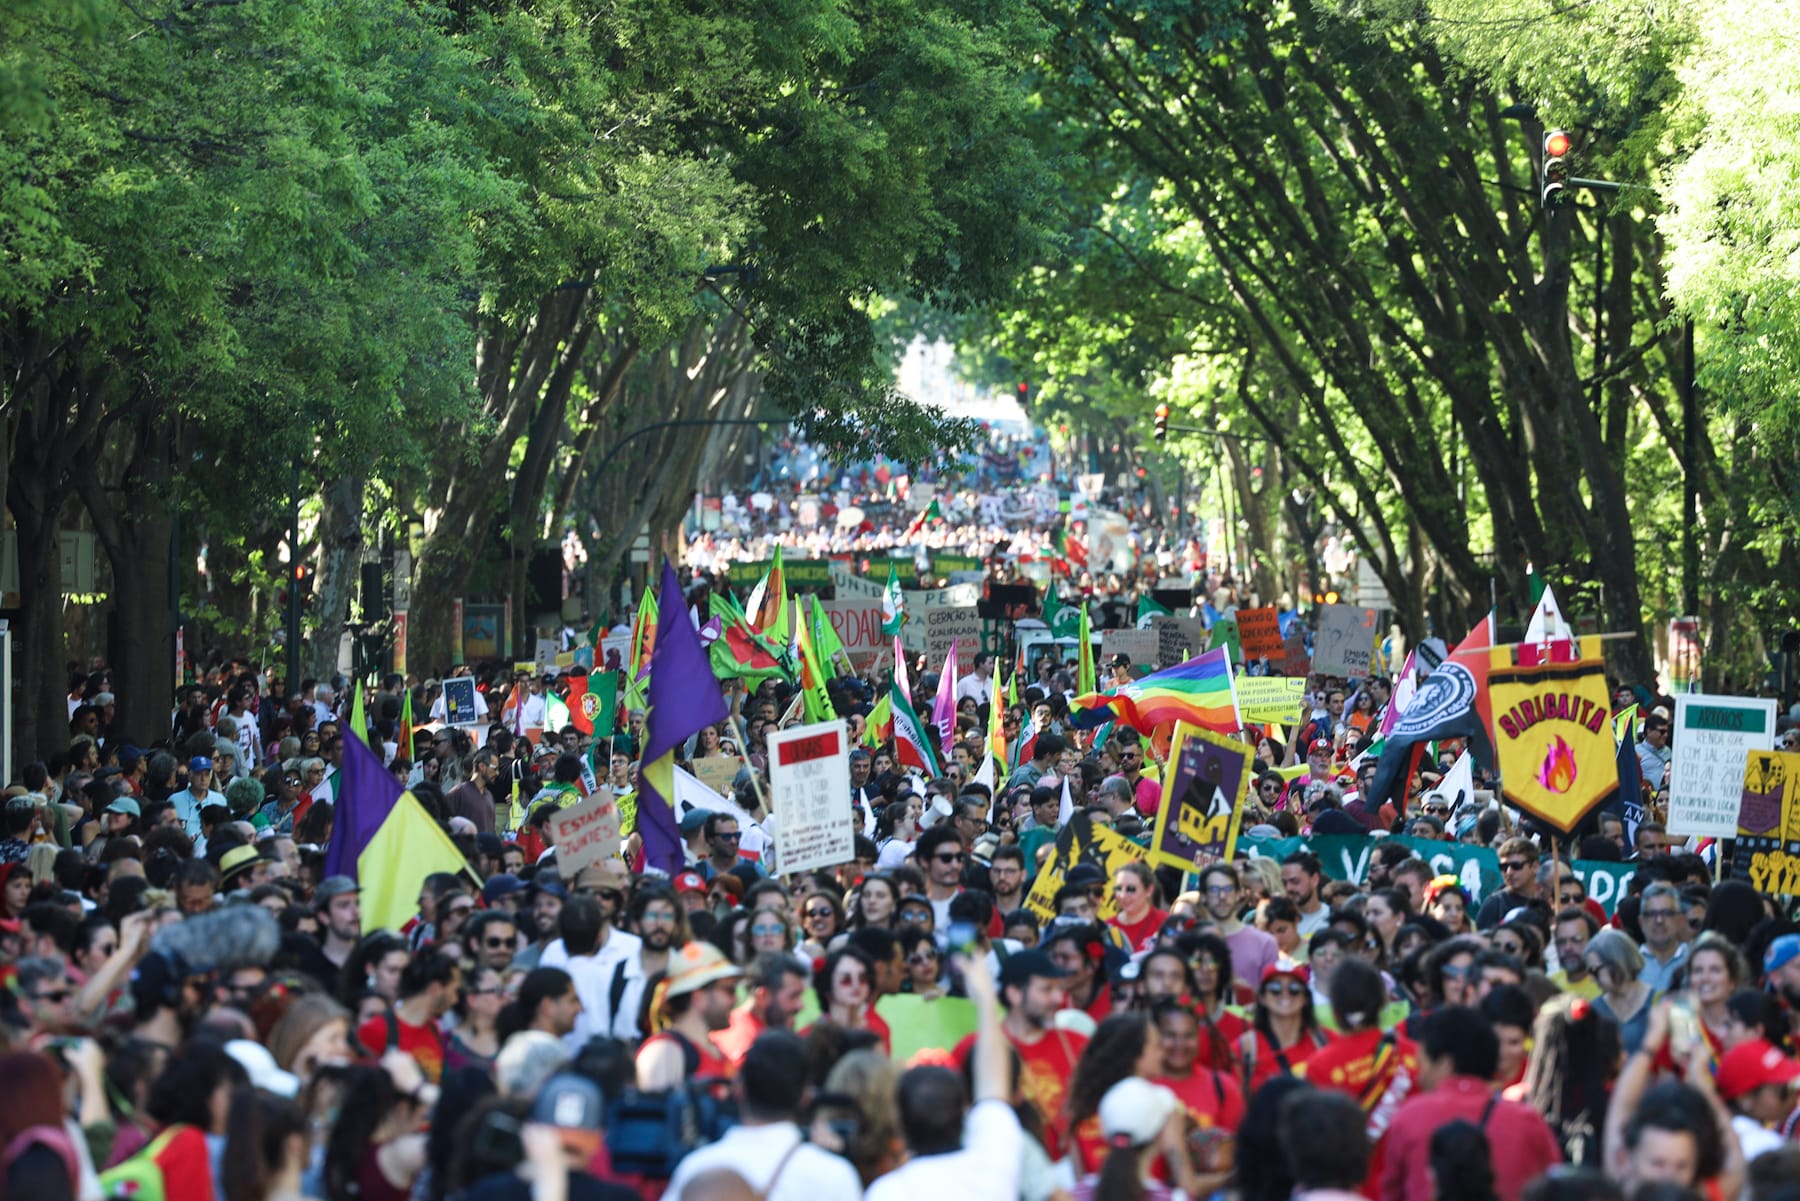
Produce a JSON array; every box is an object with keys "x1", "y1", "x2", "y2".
[
  {"x1": 897, "y1": 927, "x2": 945, "y2": 999},
  {"x1": 1108, "y1": 861, "x2": 1167, "y2": 953},
  {"x1": 848, "y1": 874, "x2": 899, "y2": 930},
  {"x1": 1239, "y1": 959, "x2": 1328, "y2": 1095},
  {"x1": 797, "y1": 889, "x2": 845, "y2": 959},
  {"x1": 444, "y1": 966, "x2": 503, "y2": 1075},
  {"x1": 1174, "y1": 933, "x2": 1246, "y2": 1072},
  {"x1": 807, "y1": 945, "x2": 890, "y2": 1051},
  {"x1": 745, "y1": 909, "x2": 796, "y2": 964},
  {"x1": 1492, "y1": 919, "x2": 1545, "y2": 971}
]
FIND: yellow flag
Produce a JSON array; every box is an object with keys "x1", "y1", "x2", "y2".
[
  {"x1": 359, "y1": 792, "x2": 475, "y2": 934},
  {"x1": 1487, "y1": 635, "x2": 1619, "y2": 833}
]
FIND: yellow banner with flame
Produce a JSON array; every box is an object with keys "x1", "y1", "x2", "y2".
[{"x1": 1487, "y1": 636, "x2": 1619, "y2": 832}]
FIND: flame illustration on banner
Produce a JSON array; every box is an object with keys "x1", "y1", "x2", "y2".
[{"x1": 1538, "y1": 735, "x2": 1578, "y2": 793}]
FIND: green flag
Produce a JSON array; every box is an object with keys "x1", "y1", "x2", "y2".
[
  {"x1": 1208, "y1": 617, "x2": 1241, "y2": 665},
  {"x1": 349, "y1": 681, "x2": 368, "y2": 745},
  {"x1": 590, "y1": 670, "x2": 620, "y2": 738},
  {"x1": 1137, "y1": 593, "x2": 1173, "y2": 628},
  {"x1": 881, "y1": 563, "x2": 906, "y2": 636},
  {"x1": 1077, "y1": 602, "x2": 1096, "y2": 696},
  {"x1": 811, "y1": 594, "x2": 849, "y2": 677}
]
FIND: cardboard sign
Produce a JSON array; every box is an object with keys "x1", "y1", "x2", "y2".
[
  {"x1": 549, "y1": 789, "x2": 621, "y2": 878},
  {"x1": 1312, "y1": 604, "x2": 1379, "y2": 677},
  {"x1": 1732, "y1": 749, "x2": 1800, "y2": 895},
  {"x1": 1148, "y1": 723, "x2": 1252, "y2": 872},
  {"x1": 1235, "y1": 676, "x2": 1308, "y2": 725},
  {"x1": 1100, "y1": 628, "x2": 1159, "y2": 671},
  {"x1": 1281, "y1": 629, "x2": 1311, "y2": 678},
  {"x1": 1149, "y1": 615, "x2": 1206, "y2": 670},
  {"x1": 692, "y1": 754, "x2": 744, "y2": 799},
  {"x1": 1022, "y1": 811, "x2": 1147, "y2": 924},
  {"x1": 924, "y1": 606, "x2": 982, "y2": 673},
  {"x1": 769, "y1": 720, "x2": 855, "y2": 875},
  {"x1": 1237, "y1": 606, "x2": 1284, "y2": 659},
  {"x1": 1668, "y1": 694, "x2": 1778, "y2": 836},
  {"x1": 442, "y1": 678, "x2": 479, "y2": 726}
]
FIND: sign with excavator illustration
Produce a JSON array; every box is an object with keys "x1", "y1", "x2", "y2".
[{"x1": 1487, "y1": 635, "x2": 1619, "y2": 832}]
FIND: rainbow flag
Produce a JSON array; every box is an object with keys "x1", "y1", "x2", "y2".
[{"x1": 1068, "y1": 647, "x2": 1239, "y2": 735}]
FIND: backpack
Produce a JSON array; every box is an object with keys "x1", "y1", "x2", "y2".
[
  {"x1": 98, "y1": 1125, "x2": 210, "y2": 1201},
  {"x1": 604, "y1": 1034, "x2": 737, "y2": 1179}
]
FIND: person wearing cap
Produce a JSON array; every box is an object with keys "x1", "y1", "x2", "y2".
[
  {"x1": 1241, "y1": 958, "x2": 1328, "y2": 1094},
  {"x1": 670, "y1": 869, "x2": 709, "y2": 915},
  {"x1": 294, "y1": 875, "x2": 361, "y2": 994},
  {"x1": 218, "y1": 843, "x2": 274, "y2": 892},
  {"x1": 173, "y1": 755, "x2": 227, "y2": 839},
  {"x1": 1303, "y1": 736, "x2": 1336, "y2": 784},
  {"x1": 665, "y1": 1030, "x2": 863, "y2": 1201},
  {"x1": 636, "y1": 941, "x2": 743, "y2": 1089},
  {"x1": 949, "y1": 946, "x2": 1086, "y2": 1157},
  {"x1": 461, "y1": 1073, "x2": 637, "y2": 1201},
  {"x1": 1381, "y1": 1006, "x2": 1562, "y2": 1201},
  {"x1": 871, "y1": 949, "x2": 1023, "y2": 1199},
  {"x1": 679, "y1": 806, "x2": 715, "y2": 866},
  {"x1": 1717, "y1": 1037, "x2": 1800, "y2": 1164},
  {"x1": 1764, "y1": 933, "x2": 1800, "y2": 1017},
  {"x1": 1072, "y1": 1077, "x2": 1201, "y2": 1200}
]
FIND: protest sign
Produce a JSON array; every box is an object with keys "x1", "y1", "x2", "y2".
[
  {"x1": 829, "y1": 565, "x2": 886, "y2": 600},
  {"x1": 1281, "y1": 629, "x2": 1311, "y2": 678},
  {"x1": 1487, "y1": 638, "x2": 1619, "y2": 833},
  {"x1": 915, "y1": 582, "x2": 982, "y2": 608},
  {"x1": 1312, "y1": 604, "x2": 1378, "y2": 677},
  {"x1": 874, "y1": 995, "x2": 980, "y2": 1066},
  {"x1": 1023, "y1": 812, "x2": 1147, "y2": 924},
  {"x1": 1235, "y1": 676, "x2": 1308, "y2": 725},
  {"x1": 1237, "y1": 606, "x2": 1284, "y2": 659},
  {"x1": 769, "y1": 720, "x2": 855, "y2": 875},
  {"x1": 1101, "y1": 628, "x2": 1159, "y2": 670},
  {"x1": 1732, "y1": 749, "x2": 1800, "y2": 895},
  {"x1": 822, "y1": 598, "x2": 889, "y2": 661},
  {"x1": 1240, "y1": 833, "x2": 1501, "y2": 904},
  {"x1": 924, "y1": 606, "x2": 982, "y2": 673},
  {"x1": 1150, "y1": 615, "x2": 1206, "y2": 669},
  {"x1": 1570, "y1": 860, "x2": 1637, "y2": 916},
  {"x1": 548, "y1": 789, "x2": 621, "y2": 879},
  {"x1": 599, "y1": 632, "x2": 631, "y2": 674},
  {"x1": 535, "y1": 639, "x2": 560, "y2": 676},
  {"x1": 442, "y1": 677, "x2": 479, "y2": 726},
  {"x1": 1668, "y1": 694, "x2": 1778, "y2": 836},
  {"x1": 692, "y1": 755, "x2": 744, "y2": 799},
  {"x1": 726, "y1": 557, "x2": 833, "y2": 591},
  {"x1": 1149, "y1": 724, "x2": 1252, "y2": 872}
]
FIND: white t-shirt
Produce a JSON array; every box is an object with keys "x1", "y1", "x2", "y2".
[
  {"x1": 538, "y1": 931, "x2": 646, "y2": 1047},
  {"x1": 867, "y1": 1099, "x2": 1023, "y2": 1201},
  {"x1": 957, "y1": 674, "x2": 993, "y2": 706},
  {"x1": 665, "y1": 1121, "x2": 862, "y2": 1201}
]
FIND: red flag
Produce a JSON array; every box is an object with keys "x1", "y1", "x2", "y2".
[{"x1": 565, "y1": 674, "x2": 593, "y2": 735}]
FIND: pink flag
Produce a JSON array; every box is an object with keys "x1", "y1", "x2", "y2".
[
  {"x1": 1378, "y1": 649, "x2": 1418, "y2": 737},
  {"x1": 931, "y1": 638, "x2": 959, "y2": 756}
]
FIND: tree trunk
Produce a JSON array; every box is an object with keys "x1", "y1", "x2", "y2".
[
  {"x1": 11, "y1": 507, "x2": 71, "y2": 761},
  {"x1": 306, "y1": 474, "x2": 365, "y2": 683}
]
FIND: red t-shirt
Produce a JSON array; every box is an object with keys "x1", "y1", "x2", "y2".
[
  {"x1": 357, "y1": 1013, "x2": 446, "y2": 1084},
  {"x1": 1300, "y1": 1027, "x2": 1420, "y2": 1198},
  {"x1": 641, "y1": 1030, "x2": 731, "y2": 1079},
  {"x1": 711, "y1": 1003, "x2": 765, "y2": 1069},
  {"x1": 1159, "y1": 1069, "x2": 1247, "y2": 1135},
  {"x1": 1194, "y1": 1011, "x2": 1247, "y2": 1074},
  {"x1": 954, "y1": 1025, "x2": 1088, "y2": 1157},
  {"x1": 1241, "y1": 1025, "x2": 1327, "y2": 1095},
  {"x1": 1109, "y1": 908, "x2": 1169, "y2": 953},
  {"x1": 802, "y1": 1005, "x2": 892, "y2": 1055}
]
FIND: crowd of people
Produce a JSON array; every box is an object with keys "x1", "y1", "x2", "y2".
[{"x1": 4, "y1": 578, "x2": 1800, "y2": 1201}]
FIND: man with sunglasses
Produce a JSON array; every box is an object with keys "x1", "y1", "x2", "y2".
[
  {"x1": 915, "y1": 826, "x2": 968, "y2": 931},
  {"x1": 1474, "y1": 836, "x2": 1543, "y2": 931},
  {"x1": 699, "y1": 812, "x2": 760, "y2": 881}
]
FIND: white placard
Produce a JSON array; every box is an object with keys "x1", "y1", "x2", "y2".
[
  {"x1": 1312, "y1": 603, "x2": 1379, "y2": 677},
  {"x1": 548, "y1": 788, "x2": 621, "y2": 878},
  {"x1": 1667, "y1": 694, "x2": 1778, "y2": 836},
  {"x1": 829, "y1": 565, "x2": 886, "y2": 600},
  {"x1": 768, "y1": 720, "x2": 855, "y2": 875},
  {"x1": 442, "y1": 678, "x2": 479, "y2": 726}
]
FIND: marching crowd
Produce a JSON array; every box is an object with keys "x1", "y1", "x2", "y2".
[{"x1": 4, "y1": 596, "x2": 1800, "y2": 1201}]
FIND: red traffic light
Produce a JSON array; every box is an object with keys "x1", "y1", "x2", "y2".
[
  {"x1": 1544, "y1": 130, "x2": 1572, "y2": 158},
  {"x1": 1154, "y1": 404, "x2": 1171, "y2": 419},
  {"x1": 1017, "y1": 381, "x2": 1029, "y2": 395}
]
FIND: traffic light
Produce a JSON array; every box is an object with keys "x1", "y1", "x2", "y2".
[
  {"x1": 1017, "y1": 381, "x2": 1030, "y2": 406},
  {"x1": 1541, "y1": 129, "x2": 1572, "y2": 209},
  {"x1": 1154, "y1": 404, "x2": 1170, "y2": 442}
]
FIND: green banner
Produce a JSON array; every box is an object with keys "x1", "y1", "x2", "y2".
[
  {"x1": 1240, "y1": 834, "x2": 1502, "y2": 905},
  {"x1": 929, "y1": 551, "x2": 982, "y2": 577},
  {"x1": 724, "y1": 557, "x2": 834, "y2": 590},
  {"x1": 1570, "y1": 859, "x2": 1637, "y2": 917}
]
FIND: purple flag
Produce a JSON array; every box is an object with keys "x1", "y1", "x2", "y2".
[
  {"x1": 322, "y1": 727, "x2": 402, "y2": 880},
  {"x1": 636, "y1": 559, "x2": 730, "y2": 875},
  {"x1": 931, "y1": 638, "x2": 959, "y2": 756}
]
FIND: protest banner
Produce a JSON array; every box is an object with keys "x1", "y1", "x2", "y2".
[
  {"x1": 915, "y1": 582, "x2": 982, "y2": 608},
  {"x1": 442, "y1": 677, "x2": 479, "y2": 726},
  {"x1": 1237, "y1": 606, "x2": 1285, "y2": 659},
  {"x1": 1281, "y1": 629, "x2": 1311, "y2": 678},
  {"x1": 1148, "y1": 724, "x2": 1252, "y2": 872},
  {"x1": 930, "y1": 551, "x2": 982, "y2": 577},
  {"x1": 548, "y1": 789, "x2": 621, "y2": 879},
  {"x1": 726, "y1": 557, "x2": 833, "y2": 592},
  {"x1": 1234, "y1": 676, "x2": 1307, "y2": 725},
  {"x1": 1100, "y1": 628, "x2": 1159, "y2": 670},
  {"x1": 1312, "y1": 604, "x2": 1378, "y2": 677},
  {"x1": 822, "y1": 598, "x2": 889, "y2": 661},
  {"x1": 924, "y1": 606, "x2": 982, "y2": 673},
  {"x1": 769, "y1": 720, "x2": 855, "y2": 875},
  {"x1": 874, "y1": 995, "x2": 981, "y2": 1066},
  {"x1": 1240, "y1": 833, "x2": 1502, "y2": 904},
  {"x1": 598, "y1": 632, "x2": 631, "y2": 675},
  {"x1": 1668, "y1": 694, "x2": 1778, "y2": 837},
  {"x1": 1149, "y1": 615, "x2": 1207, "y2": 669},
  {"x1": 535, "y1": 639, "x2": 560, "y2": 676},
  {"x1": 692, "y1": 755, "x2": 744, "y2": 800},
  {"x1": 1570, "y1": 860, "x2": 1637, "y2": 916},
  {"x1": 1487, "y1": 637, "x2": 1619, "y2": 832},
  {"x1": 1023, "y1": 812, "x2": 1147, "y2": 924},
  {"x1": 1732, "y1": 749, "x2": 1800, "y2": 895},
  {"x1": 829, "y1": 565, "x2": 886, "y2": 600}
]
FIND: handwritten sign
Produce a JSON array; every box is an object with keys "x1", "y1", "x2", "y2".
[
  {"x1": 1312, "y1": 604, "x2": 1378, "y2": 677},
  {"x1": 1281, "y1": 629, "x2": 1311, "y2": 678},
  {"x1": 1235, "y1": 676, "x2": 1307, "y2": 725},
  {"x1": 924, "y1": 606, "x2": 982, "y2": 673},
  {"x1": 692, "y1": 754, "x2": 744, "y2": 799},
  {"x1": 1732, "y1": 749, "x2": 1800, "y2": 894},
  {"x1": 1149, "y1": 723, "x2": 1252, "y2": 872},
  {"x1": 769, "y1": 720, "x2": 854, "y2": 875},
  {"x1": 1237, "y1": 606, "x2": 1284, "y2": 659},
  {"x1": 1149, "y1": 615, "x2": 1206, "y2": 670},
  {"x1": 549, "y1": 789, "x2": 621, "y2": 878},
  {"x1": 1100, "y1": 628, "x2": 1159, "y2": 670},
  {"x1": 1668, "y1": 694, "x2": 1776, "y2": 837}
]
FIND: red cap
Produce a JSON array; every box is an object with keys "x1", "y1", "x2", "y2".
[
  {"x1": 672, "y1": 871, "x2": 708, "y2": 896},
  {"x1": 1260, "y1": 959, "x2": 1309, "y2": 986},
  {"x1": 1308, "y1": 739, "x2": 1331, "y2": 754},
  {"x1": 1717, "y1": 1039, "x2": 1800, "y2": 1101}
]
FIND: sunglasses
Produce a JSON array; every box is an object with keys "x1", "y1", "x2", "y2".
[
  {"x1": 31, "y1": 988, "x2": 72, "y2": 1003},
  {"x1": 445, "y1": 905, "x2": 474, "y2": 919},
  {"x1": 1500, "y1": 860, "x2": 1531, "y2": 872},
  {"x1": 598, "y1": 889, "x2": 626, "y2": 905},
  {"x1": 481, "y1": 936, "x2": 513, "y2": 948},
  {"x1": 933, "y1": 852, "x2": 965, "y2": 865},
  {"x1": 1262, "y1": 981, "x2": 1306, "y2": 998},
  {"x1": 714, "y1": 831, "x2": 742, "y2": 842},
  {"x1": 750, "y1": 923, "x2": 786, "y2": 936},
  {"x1": 805, "y1": 906, "x2": 836, "y2": 920},
  {"x1": 899, "y1": 909, "x2": 932, "y2": 923},
  {"x1": 907, "y1": 953, "x2": 938, "y2": 966}
]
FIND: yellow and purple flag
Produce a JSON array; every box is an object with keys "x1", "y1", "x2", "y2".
[{"x1": 635, "y1": 559, "x2": 729, "y2": 875}]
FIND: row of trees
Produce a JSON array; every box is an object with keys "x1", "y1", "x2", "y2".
[
  {"x1": 951, "y1": 0, "x2": 1800, "y2": 689},
  {"x1": 1, "y1": 0, "x2": 1053, "y2": 758}
]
